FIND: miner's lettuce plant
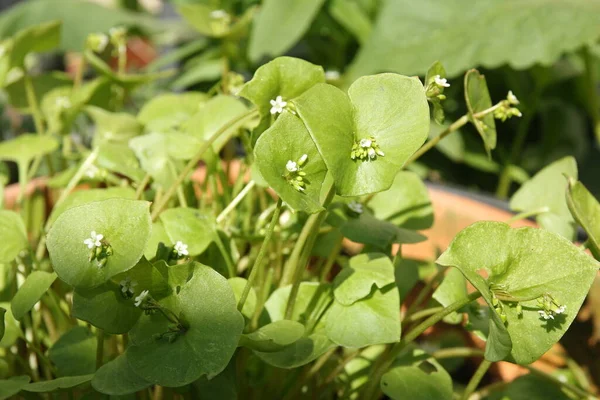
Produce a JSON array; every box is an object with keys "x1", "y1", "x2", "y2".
[{"x1": 0, "y1": 21, "x2": 599, "y2": 400}]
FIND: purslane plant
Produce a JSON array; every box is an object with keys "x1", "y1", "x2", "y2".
[{"x1": 0, "y1": 21, "x2": 599, "y2": 400}]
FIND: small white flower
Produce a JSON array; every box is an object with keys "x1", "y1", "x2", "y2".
[
  {"x1": 269, "y1": 95, "x2": 287, "y2": 115},
  {"x1": 507, "y1": 90, "x2": 519, "y2": 105},
  {"x1": 134, "y1": 290, "x2": 149, "y2": 307},
  {"x1": 174, "y1": 241, "x2": 189, "y2": 257},
  {"x1": 348, "y1": 201, "x2": 364, "y2": 214},
  {"x1": 298, "y1": 154, "x2": 308, "y2": 166},
  {"x1": 556, "y1": 305, "x2": 566, "y2": 314},
  {"x1": 55, "y1": 96, "x2": 71, "y2": 110},
  {"x1": 433, "y1": 75, "x2": 450, "y2": 88},
  {"x1": 368, "y1": 148, "x2": 376, "y2": 159},
  {"x1": 119, "y1": 277, "x2": 138, "y2": 295},
  {"x1": 359, "y1": 138, "x2": 372, "y2": 148},
  {"x1": 210, "y1": 9, "x2": 228, "y2": 19},
  {"x1": 85, "y1": 164, "x2": 99, "y2": 179},
  {"x1": 538, "y1": 310, "x2": 554, "y2": 320},
  {"x1": 286, "y1": 160, "x2": 298, "y2": 172},
  {"x1": 84, "y1": 231, "x2": 104, "y2": 249},
  {"x1": 325, "y1": 70, "x2": 340, "y2": 81}
]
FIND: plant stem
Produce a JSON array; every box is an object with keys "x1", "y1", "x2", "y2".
[
  {"x1": 23, "y1": 73, "x2": 45, "y2": 135},
  {"x1": 582, "y1": 47, "x2": 600, "y2": 145},
  {"x1": 73, "y1": 55, "x2": 87, "y2": 92},
  {"x1": 361, "y1": 291, "x2": 482, "y2": 400},
  {"x1": 238, "y1": 199, "x2": 283, "y2": 311},
  {"x1": 150, "y1": 109, "x2": 258, "y2": 220},
  {"x1": 217, "y1": 180, "x2": 256, "y2": 224},
  {"x1": 402, "y1": 306, "x2": 444, "y2": 325},
  {"x1": 431, "y1": 347, "x2": 484, "y2": 360},
  {"x1": 96, "y1": 329, "x2": 104, "y2": 369},
  {"x1": 135, "y1": 173, "x2": 152, "y2": 200},
  {"x1": 214, "y1": 233, "x2": 236, "y2": 278},
  {"x1": 462, "y1": 359, "x2": 492, "y2": 400},
  {"x1": 404, "y1": 265, "x2": 448, "y2": 318},
  {"x1": 320, "y1": 235, "x2": 344, "y2": 281},
  {"x1": 505, "y1": 207, "x2": 549, "y2": 224}
]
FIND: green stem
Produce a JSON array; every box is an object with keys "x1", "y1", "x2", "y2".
[
  {"x1": 150, "y1": 109, "x2": 258, "y2": 221},
  {"x1": 320, "y1": 234, "x2": 344, "y2": 281},
  {"x1": 505, "y1": 207, "x2": 549, "y2": 224},
  {"x1": 582, "y1": 47, "x2": 600, "y2": 145},
  {"x1": 96, "y1": 329, "x2": 104, "y2": 369},
  {"x1": 135, "y1": 173, "x2": 152, "y2": 200},
  {"x1": 402, "y1": 306, "x2": 444, "y2": 325},
  {"x1": 404, "y1": 266, "x2": 448, "y2": 318},
  {"x1": 217, "y1": 180, "x2": 256, "y2": 224},
  {"x1": 361, "y1": 291, "x2": 482, "y2": 400},
  {"x1": 284, "y1": 185, "x2": 336, "y2": 319},
  {"x1": 462, "y1": 359, "x2": 492, "y2": 400},
  {"x1": 73, "y1": 56, "x2": 86, "y2": 92},
  {"x1": 214, "y1": 233, "x2": 236, "y2": 278},
  {"x1": 238, "y1": 199, "x2": 282, "y2": 311},
  {"x1": 23, "y1": 73, "x2": 45, "y2": 135},
  {"x1": 431, "y1": 347, "x2": 484, "y2": 360}
]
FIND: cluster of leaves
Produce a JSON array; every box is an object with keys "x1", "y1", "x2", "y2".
[{"x1": 0, "y1": 12, "x2": 598, "y2": 400}]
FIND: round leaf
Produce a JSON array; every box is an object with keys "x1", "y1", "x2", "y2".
[
  {"x1": 138, "y1": 92, "x2": 207, "y2": 132},
  {"x1": 92, "y1": 351, "x2": 151, "y2": 395},
  {"x1": 127, "y1": 263, "x2": 244, "y2": 386},
  {"x1": 437, "y1": 221, "x2": 599, "y2": 364},
  {"x1": 11, "y1": 271, "x2": 56, "y2": 320},
  {"x1": 240, "y1": 320, "x2": 305, "y2": 352},
  {"x1": 0, "y1": 210, "x2": 28, "y2": 263},
  {"x1": 0, "y1": 134, "x2": 58, "y2": 166},
  {"x1": 159, "y1": 208, "x2": 215, "y2": 256},
  {"x1": 47, "y1": 198, "x2": 152, "y2": 289}
]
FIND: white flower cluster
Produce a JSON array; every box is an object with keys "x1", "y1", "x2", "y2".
[{"x1": 269, "y1": 95, "x2": 287, "y2": 115}]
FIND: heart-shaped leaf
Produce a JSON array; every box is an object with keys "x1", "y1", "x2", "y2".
[
  {"x1": 92, "y1": 351, "x2": 151, "y2": 395},
  {"x1": 47, "y1": 198, "x2": 152, "y2": 289},
  {"x1": 369, "y1": 171, "x2": 433, "y2": 230},
  {"x1": 437, "y1": 221, "x2": 599, "y2": 364},
  {"x1": 159, "y1": 208, "x2": 215, "y2": 256},
  {"x1": 127, "y1": 263, "x2": 244, "y2": 386},
  {"x1": 510, "y1": 156, "x2": 577, "y2": 240},
  {"x1": 23, "y1": 375, "x2": 94, "y2": 393},
  {"x1": 464, "y1": 69, "x2": 497, "y2": 157},
  {"x1": 567, "y1": 179, "x2": 600, "y2": 260},
  {"x1": 381, "y1": 347, "x2": 453, "y2": 400},
  {"x1": 138, "y1": 92, "x2": 207, "y2": 132},
  {"x1": 0, "y1": 210, "x2": 28, "y2": 263},
  {"x1": 325, "y1": 284, "x2": 400, "y2": 348},
  {"x1": 240, "y1": 320, "x2": 305, "y2": 352},
  {"x1": 333, "y1": 253, "x2": 395, "y2": 306},
  {"x1": 254, "y1": 112, "x2": 328, "y2": 213},
  {"x1": 48, "y1": 327, "x2": 96, "y2": 377},
  {"x1": 11, "y1": 271, "x2": 56, "y2": 320},
  {"x1": 294, "y1": 74, "x2": 429, "y2": 196}
]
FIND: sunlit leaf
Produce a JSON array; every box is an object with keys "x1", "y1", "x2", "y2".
[
  {"x1": 0, "y1": 210, "x2": 28, "y2": 263},
  {"x1": 11, "y1": 271, "x2": 56, "y2": 320},
  {"x1": 138, "y1": 92, "x2": 207, "y2": 132},
  {"x1": 566, "y1": 179, "x2": 600, "y2": 260},
  {"x1": 240, "y1": 320, "x2": 305, "y2": 352},
  {"x1": 333, "y1": 253, "x2": 395, "y2": 306},
  {"x1": 159, "y1": 208, "x2": 215, "y2": 256}
]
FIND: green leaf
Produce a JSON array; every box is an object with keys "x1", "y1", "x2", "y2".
[
  {"x1": 425, "y1": 61, "x2": 447, "y2": 124},
  {"x1": 329, "y1": 0, "x2": 372, "y2": 44},
  {"x1": 340, "y1": 211, "x2": 426, "y2": 249},
  {"x1": 0, "y1": 308, "x2": 5, "y2": 342},
  {"x1": 48, "y1": 187, "x2": 136, "y2": 226},
  {"x1": 127, "y1": 263, "x2": 244, "y2": 386},
  {"x1": 92, "y1": 351, "x2": 151, "y2": 395},
  {"x1": 346, "y1": 0, "x2": 600, "y2": 80},
  {"x1": 294, "y1": 74, "x2": 429, "y2": 196},
  {"x1": 97, "y1": 143, "x2": 145, "y2": 183},
  {"x1": 228, "y1": 277, "x2": 256, "y2": 321},
  {"x1": 192, "y1": 361, "x2": 237, "y2": 400},
  {"x1": 48, "y1": 327, "x2": 96, "y2": 377},
  {"x1": 437, "y1": 221, "x2": 599, "y2": 364},
  {"x1": 369, "y1": 171, "x2": 433, "y2": 229},
  {"x1": 113, "y1": 257, "x2": 170, "y2": 301},
  {"x1": 432, "y1": 268, "x2": 467, "y2": 324},
  {"x1": 159, "y1": 208, "x2": 215, "y2": 256},
  {"x1": 144, "y1": 220, "x2": 170, "y2": 260},
  {"x1": 567, "y1": 179, "x2": 600, "y2": 259},
  {"x1": 129, "y1": 133, "x2": 179, "y2": 189},
  {"x1": 254, "y1": 333, "x2": 335, "y2": 369},
  {"x1": 0, "y1": 303, "x2": 21, "y2": 348},
  {"x1": 248, "y1": 0, "x2": 326, "y2": 62},
  {"x1": 182, "y1": 95, "x2": 249, "y2": 154},
  {"x1": 239, "y1": 56, "x2": 324, "y2": 122},
  {"x1": 487, "y1": 373, "x2": 571, "y2": 400},
  {"x1": 0, "y1": 375, "x2": 30, "y2": 400},
  {"x1": 240, "y1": 320, "x2": 305, "y2": 352},
  {"x1": 464, "y1": 69, "x2": 497, "y2": 157},
  {"x1": 333, "y1": 253, "x2": 395, "y2": 306},
  {"x1": 138, "y1": 92, "x2": 207, "y2": 133},
  {"x1": 254, "y1": 113, "x2": 328, "y2": 213},
  {"x1": 0, "y1": 210, "x2": 28, "y2": 263},
  {"x1": 86, "y1": 106, "x2": 142, "y2": 145},
  {"x1": 23, "y1": 375, "x2": 93, "y2": 393},
  {"x1": 72, "y1": 281, "x2": 142, "y2": 334},
  {"x1": 177, "y1": 4, "x2": 254, "y2": 38},
  {"x1": 11, "y1": 271, "x2": 56, "y2": 320},
  {"x1": 4, "y1": 72, "x2": 71, "y2": 111},
  {"x1": 0, "y1": 133, "x2": 58, "y2": 166},
  {"x1": 381, "y1": 347, "x2": 452, "y2": 400},
  {"x1": 510, "y1": 156, "x2": 578, "y2": 240},
  {"x1": 47, "y1": 198, "x2": 152, "y2": 289}
]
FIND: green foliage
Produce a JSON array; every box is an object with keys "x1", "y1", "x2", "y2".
[
  {"x1": 240, "y1": 320, "x2": 305, "y2": 352},
  {"x1": 0, "y1": 376, "x2": 30, "y2": 400},
  {"x1": 48, "y1": 327, "x2": 97, "y2": 377},
  {"x1": 11, "y1": 271, "x2": 56, "y2": 320},
  {"x1": 464, "y1": 69, "x2": 497, "y2": 157},
  {"x1": 0, "y1": 210, "x2": 28, "y2": 263},
  {"x1": 567, "y1": 179, "x2": 600, "y2": 259},
  {"x1": 23, "y1": 375, "x2": 94, "y2": 393}
]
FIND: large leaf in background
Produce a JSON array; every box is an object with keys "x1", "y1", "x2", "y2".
[
  {"x1": 346, "y1": 0, "x2": 600, "y2": 80},
  {"x1": 48, "y1": 327, "x2": 96, "y2": 377},
  {"x1": 138, "y1": 92, "x2": 207, "y2": 133},
  {"x1": 248, "y1": 0, "x2": 326, "y2": 62},
  {"x1": 86, "y1": 106, "x2": 142, "y2": 145},
  {"x1": 333, "y1": 253, "x2": 395, "y2": 306},
  {"x1": 96, "y1": 143, "x2": 145, "y2": 182},
  {"x1": 0, "y1": 134, "x2": 58, "y2": 167},
  {"x1": 4, "y1": 72, "x2": 71, "y2": 111},
  {"x1": 47, "y1": 199, "x2": 151, "y2": 289},
  {"x1": 381, "y1": 347, "x2": 453, "y2": 400},
  {"x1": 294, "y1": 74, "x2": 429, "y2": 196},
  {"x1": 128, "y1": 263, "x2": 244, "y2": 386},
  {"x1": 510, "y1": 156, "x2": 577, "y2": 240},
  {"x1": 369, "y1": 171, "x2": 433, "y2": 229},
  {"x1": 437, "y1": 221, "x2": 599, "y2": 364},
  {"x1": 254, "y1": 113, "x2": 328, "y2": 213},
  {"x1": 182, "y1": 95, "x2": 249, "y2": 153},
  {"x1": 92, "y1": 351, "x2": 150, "y2": 395},
  {"x1": 464, "y1": 69, "x2": 497, "y2": 157},
  {"x1": 0, "y1": 211, "x2": 28, "y2": 263},
  {"x1": 11, "y1": 271, "x2": 56, "y2": 320},
  {"x1": 0, "y1": 0, "x2": 169, "y2": 52},
  {"x1": 159, "y1": 208, "x2": 215, "y2": 256},
  {"x1": 329, "y1": 0, "x2": 372, "y2": 45},
  {"x1": 566, "y1": 179, "x2": 600, "y2": 260}
]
